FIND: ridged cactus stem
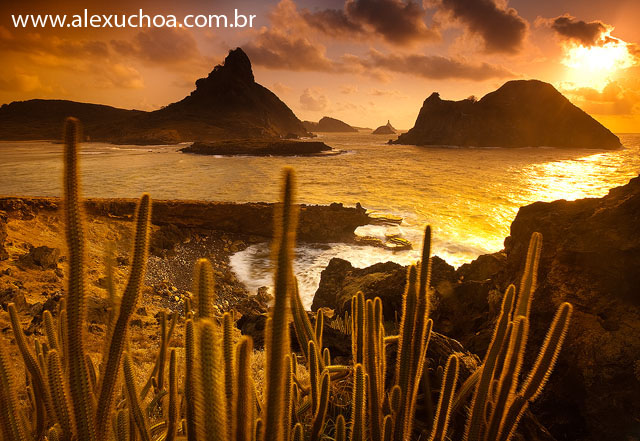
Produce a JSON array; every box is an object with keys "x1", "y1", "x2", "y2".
[
  {"x1": 46, "y1": 349, "x2": 75, "y2": 440},
  {"x1": 43, "y1": 310, "x2": 58, "y2": 352},
  {"x1": 8, "y1": 303, "x2": 53, "y2": 437},
  {"x1": 496, "y1": 302, "x2": 573, "y2": 441},
  {"x1": 484, "y1": 317, "x2": 528, "y2": 441},
  {"x1": 465, "y1": 285, "x2": 515, "y2": 441},
  {"x1": 263, "y1": 169, "x2": 297, "y2": 441},
  {"x1": 166, "y1": 350, "x2": 178, "y2": 441},
  {"x1": 197, "y1": 319, "x2": 228, "y2": 441},
  {"x1": 62, "y1": 117, "x2": 97, "y2": 441},
  {"x1": 428, "y1": 355, "x2": 459, "y2": 441},
  {"x1": 514, "y1": 232, "x2": 542, "y2": 319},
  {"x1": 194, "y1": 259, "x2": 216, "y2": 319},
  {"x1": 96, "y1": 193, "x2": 151, "y2": 441},
  {"x1": 309, "y1": 372, "x2": 329, "y2": 441},
  {"x1": 350, "y1": 364, "x2": 366, "y2": 441},
  {"x1": 365, "y1": 299, "x2": 383, "y2": 441},
  {"x1": 223, "y1": 311, "x2": 235, "y2": 436},
  {"x1": 0, "y1": 332, "x2": 28, "y2": 441},
  {"x1": 235, "y1": 337, "x2": 254, "y2": 441},
  {"x1": 116, "y1": 408, "x2": 129, "y2": 441},
  {"x1": 335, "y1": 415, "x2": 346, "y2": 441},
  {"x1": 185, "y1": 319, "x2": 198, "y2": 441},
  {"x1": 393, "y1": 264, "x2": 418, "y2": 441},
  {"x1": 123, "y1": 353, "x2": 151, "y2": 441}
]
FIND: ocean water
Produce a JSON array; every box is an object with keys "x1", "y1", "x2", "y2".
[{"x1": 2, "y1": 132, "x2": 639, "y2": 307}]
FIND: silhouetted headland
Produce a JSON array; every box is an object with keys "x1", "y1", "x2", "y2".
[
  {"x1": 0, "y1": 48, "x2": 311, "y2": 144},
  {"x1": 392, "y1": 80, "x2": 622, "y2": 149}
]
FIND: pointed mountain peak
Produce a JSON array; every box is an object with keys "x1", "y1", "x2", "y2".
[{"x1": 193, "y1": 47, "x2": 254, "y2": 95}]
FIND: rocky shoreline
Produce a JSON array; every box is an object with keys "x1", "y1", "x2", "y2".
[
  {"x1": 2, "y1": 174, "x2": 639, "y2": 440},
  {"x1": 310, "y1": 175, "x2": 640, "y2": 441}
]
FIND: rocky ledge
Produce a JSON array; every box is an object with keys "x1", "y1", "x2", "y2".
[
  {"x1": 0, "y1": 197, "x2": 370, "y2": 243},
  {"x1": 311, "y1": 174, "x2": 640, "y2": 441},
  {"x1": 180, "y1": 139, "x2": 333, "y2": 156}
]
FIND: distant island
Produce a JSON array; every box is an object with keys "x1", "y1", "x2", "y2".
[
  {"x1": 372, "y1": 121, "x2": 397, "y2": 135},
  {"x1": 303, "y1": 116, "x2": 357, "y2": 133},
  {"x1": 0, "y1": 48, "x2": 311, "y2": 144},
  {"x1": 180, "y1": 139, "x2": 333, "y2": 156},
  {"x1": 392, "y1": 80, "x2": 621, "y2": 149}
]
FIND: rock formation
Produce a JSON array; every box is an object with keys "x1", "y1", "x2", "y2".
[
  {"x1": 393, "y1": 80, "x2": 621, "y2": 149},
  {"x1": 0, "y1": 48, "x2": 310, "y2": 144},
  {"x1": 311, "y1": 174, "x2": 640, "y2": 440},
  {"x1": 372, "y1": 120, "x2": 396, "y2": 135},
  {"x1": 303, "y1": 116, "x2": 358, "y2": 132},
  {"x1": 180, "y1": 139, "x2": 332, "y2": 156}
]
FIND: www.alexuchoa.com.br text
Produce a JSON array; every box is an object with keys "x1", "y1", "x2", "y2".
[{"x1": 11, "y1": 9, "x2": 257, "y2": 29}]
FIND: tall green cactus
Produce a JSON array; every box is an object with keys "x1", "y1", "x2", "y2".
[
  {"x1": 194, "y1": 259, "x2": 216, "y2": 319},
  {"x1": 96, "y1": 192, "x2": 151, "y2": 441},
  {"x1": 197, "y1": 319, "x2": 228, "y2": 441},
  {"x1": 62, "y1": 117, "x2": 97, "y2": 441},
  {"x1": 185, "y1": 319, "x2": 198, "y2": 441},
  {"x1": 263, "y1": 169, "x2": 297, "y2": 441},
  {"x1": 0, "y1": 328, "x2": 28, "y2": 441},
  {"x1": 235, "y1": 337, "x2": 254, "y2": 441}
]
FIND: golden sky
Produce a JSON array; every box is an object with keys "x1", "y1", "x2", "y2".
[{"x1": 1, "y1": 0, "x2": 639, "y2": 132}]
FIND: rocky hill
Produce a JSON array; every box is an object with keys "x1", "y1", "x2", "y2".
[
  {"x1": 303, "y1": 116, "x2": 357, "y2": 132},
  {"x1": 0, "y1": 48, "x2": 310, "y2": 144},
  {"x1": 393, "y1": 80, "x2": 621, "y2": 149}
]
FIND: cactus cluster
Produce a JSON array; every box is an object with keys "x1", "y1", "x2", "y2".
[{"x1": 0, "y1": 119, "x2": 572, "y2": 441}]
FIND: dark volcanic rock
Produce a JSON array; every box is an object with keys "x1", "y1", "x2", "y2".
[
  {"x1": 0, "y1": 48, "x2": 310, "y2": 144},
  {"x1": 303, "y1": 116, "x2": 357, "y2": 133},
  {"x1": 372, "y1": 120, "x2": 396, "y2": 135},
  {"x1": 311, "y1": 256, "x2": 456, "y2": 319},
  {"x1": 393, "y1": 80, "x2": 621, "y2": 149},
  {"x1": 498, "y1": 175, "x2": 640, "y2": 440},
  {"x1": 180, "y1": 139, "x2": 332, "y2": 156}
]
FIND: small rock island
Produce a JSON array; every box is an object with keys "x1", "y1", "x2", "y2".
[
  {"x1": 392, "y1": 80, "x2": 621, "y2": 149},
  {"x1": 180, "y1": 139, "x2": 333, "y2": 156},
  {"x1": 372, "y1": 120, "x2": 397, "y2": 135}
]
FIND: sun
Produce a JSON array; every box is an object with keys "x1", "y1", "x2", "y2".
[{"x1": 561, "y1": 31, "x2": 637, "y2": 91}]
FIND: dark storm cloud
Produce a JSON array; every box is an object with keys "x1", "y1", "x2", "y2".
[
  {"x1": 302, "y1": 0, "x2": 438, "y2": 46},
  {"x1": 439, "y1": 0, "x2": 528, "y2": 54},
  {"x1": 549, "y1": 15, "x2": 609, "y2": 46}
]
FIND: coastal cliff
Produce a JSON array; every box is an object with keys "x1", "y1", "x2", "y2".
[{"x1": 393, "y1": 80, "x2": 621, "y2": 149}]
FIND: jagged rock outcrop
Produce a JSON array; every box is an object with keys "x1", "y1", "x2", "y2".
[
  {"x1": 0, "y1": 48, "x2": 310, "y2": 144},
  {"x1": 311, "y1": 256, "x2": 456, "y2": 319},
  {"x1": 372, "y1": 120, "x2": 396, "y2": 135},
  {"x1": 497, "y1": 175, "x2": 640, "y2": 440},
  {"x1": 0, "y1": 213, "x2": 8, "y2": 260},
  {"x1": 393, "y1": 80, "x2": 621, "y2": 149},
  {"x1": 303, "y1": 116, "x2": 358, "y2": 132}
]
